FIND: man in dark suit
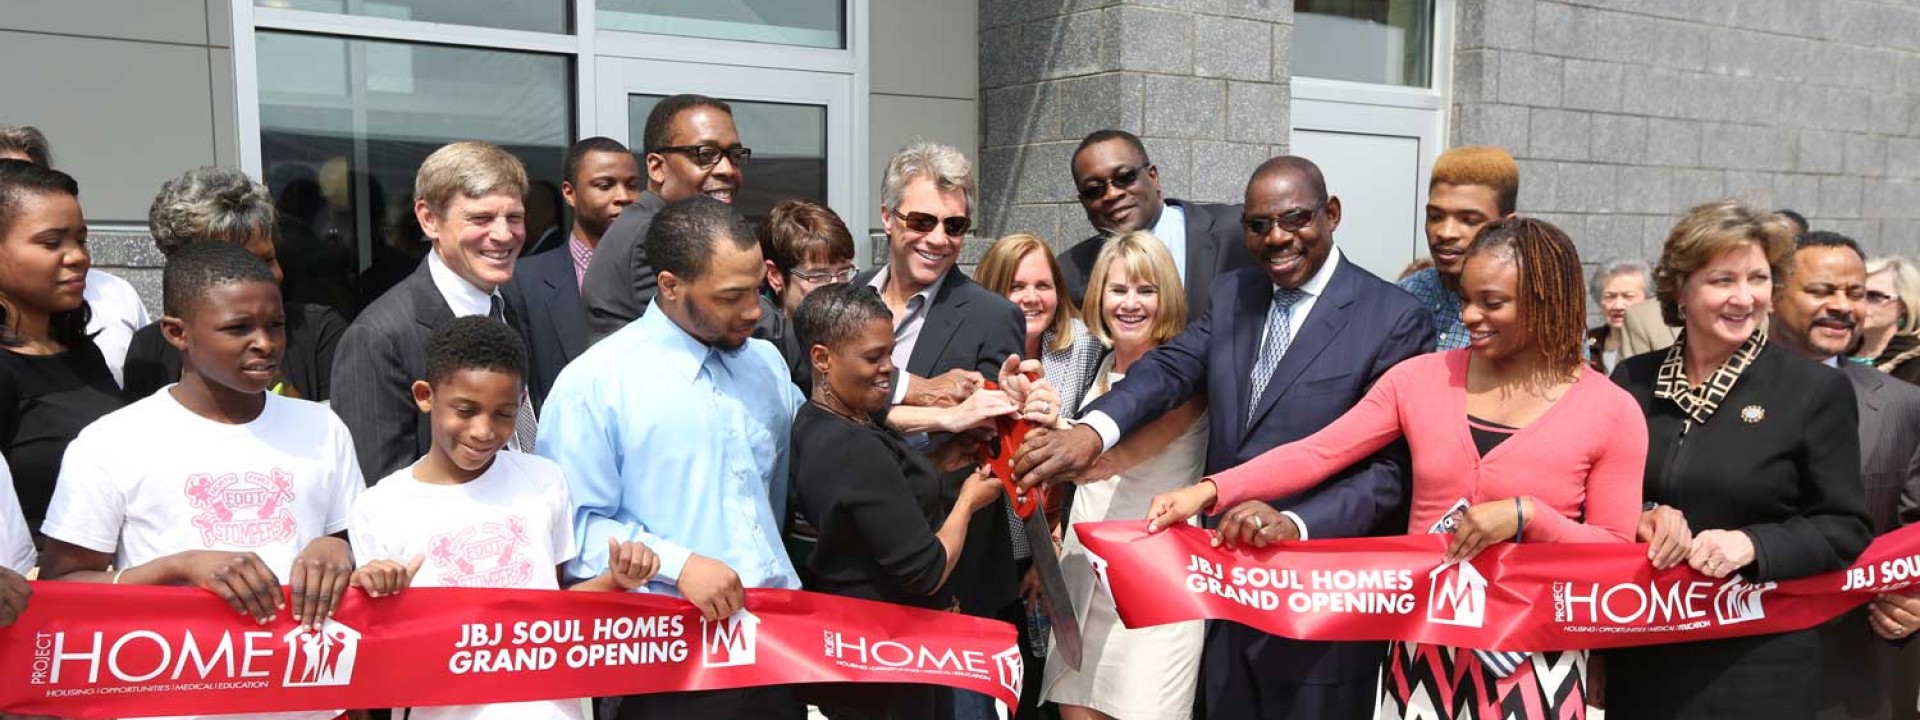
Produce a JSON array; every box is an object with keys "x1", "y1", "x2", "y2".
[
  {"x1": 580, "y1": 94, "x2": 745, "y2": 342},
  {"x1": 1017, "y1": 156, "x2": 1434, "y2": 720},
  {"x1": 1770, "y1": 231, "x2": 1920, "y2": 720},
  {"x1": 1058, "y1": 129, "x2": 1254, "y2": 321},
  {"x1": 332, "y1": 141, "x2": 533, "y2": 481},
  {"x1": 503, "y1": 137, "x2": 640, "y2": 410}
]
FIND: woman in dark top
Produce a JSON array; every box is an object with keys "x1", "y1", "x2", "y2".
[
  {"x1": 122, "y1": 166, "x2": 346, "y2": 401},
  {"x1": 0, "y1": 160, "x2": 124, "y2": 531},
  {"x1": 1606, "y1": 199, "x2": 1872, "y2": 720},
  {"x1": 789, "y1": 283, "x2": 1005, "y2": 720}
]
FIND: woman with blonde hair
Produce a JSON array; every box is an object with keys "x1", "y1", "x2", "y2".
[
  {"x1": 1858, "y1": 256, "x2": 1920, "y2": 384},
  {"x1": 1041, "y1": 230, "x2": 1207, "y2": 720}
]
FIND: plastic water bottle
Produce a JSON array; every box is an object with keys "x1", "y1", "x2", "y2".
[{"x1": 1024, "y1": 600, "x2": 1051, "y2": 658}]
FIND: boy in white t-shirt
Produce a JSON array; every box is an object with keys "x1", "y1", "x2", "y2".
[
  {"x1": 0, "y1": 454, "x2": 32, "y2": 626},
  {"x1": 350, "y1": 316, "x2": 658, "y2": 720},
  {"x1": 39, "y1": 241, "x2": 363, "y2": 720}
]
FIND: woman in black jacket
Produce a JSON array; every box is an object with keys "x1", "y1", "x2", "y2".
[
  {"x1": 788, "y1": 283, "x2": 1009, "y2": 720},
  {"x1": 1606, "y1": 199, "x2": 1872, "y2": 719}
]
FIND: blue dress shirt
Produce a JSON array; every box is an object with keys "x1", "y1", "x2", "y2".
[
  {"x1": 1398, "y1": 266, "x2": 1471, "y2": 351},
  {"x1": 537, "y1": 304, "x2": 805, "y2": 593}
]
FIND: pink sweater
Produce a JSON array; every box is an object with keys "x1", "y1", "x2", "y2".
[{"x1": 1210, "y1": 350, "x2": 1648, "y2": 542}]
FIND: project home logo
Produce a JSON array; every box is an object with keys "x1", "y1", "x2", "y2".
[
  {"x1": 1426, "y1": 560, "x2": 1488, "y2": 628},
  {"x1": 701, "y1": 610, "x2": 759, "y2": 668},
  {"x1": 27, "y1": 618, "x2": 362, "y2": 692}
]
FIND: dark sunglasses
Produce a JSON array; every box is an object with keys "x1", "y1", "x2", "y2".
[
  {"x1": 1242, "y1": 204, "x2": 1324, "y2": 236},
  {"x1": 1077, "y1": 165, "x2": 1151, "y2": 201},
  {"x1": 892, "y1": 210, "x2": 972, "y2": 237},
  {"x1": 652, "y1": 144, "x2": 752, "y2": 170}
]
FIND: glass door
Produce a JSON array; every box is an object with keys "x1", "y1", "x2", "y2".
[{"x1": 595, "y1": 57, "x2": 861, "y2": 261}]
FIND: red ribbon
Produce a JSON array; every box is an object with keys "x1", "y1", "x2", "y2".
[
  {"x1": 0, "y1": 584, "x2": 1022, "y2": 718},
  {"x1": 1074, "y1": 520, "x2": 1920, "y2": 651}
]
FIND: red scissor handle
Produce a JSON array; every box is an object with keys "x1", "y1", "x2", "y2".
[{"x1": 976, "y1": 381, "x2": 1042, "y2": 519}]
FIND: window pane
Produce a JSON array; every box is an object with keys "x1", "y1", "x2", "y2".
[
  {"x1": 599, "y1": 0, "x2": 844, "y2": 49},
  {"x1": 256, "y1": 0, "x2": 569, "y2": 35},
  {"x1": 257, "y1": 32, "x2": 572, "y2": 316},
  {"x1": 1292, "y1": 0, "x2": 1433, "y2": 87},
  {"x1": 629, "y1": 95, "x2": 827, "y2": 225}
]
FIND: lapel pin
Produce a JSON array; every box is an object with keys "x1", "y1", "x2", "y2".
[{"x1": 1740, "y1": 405, "x2": 1765, "y2": 424}]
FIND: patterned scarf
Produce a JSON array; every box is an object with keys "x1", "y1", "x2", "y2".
[{"x1": 1653, "y1": 327, "x2": 1767, "y2": 425}]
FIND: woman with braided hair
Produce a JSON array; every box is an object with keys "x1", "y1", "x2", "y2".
[{"x1": 1146, "y1": 217, "x2": 1647, "y2": 719}]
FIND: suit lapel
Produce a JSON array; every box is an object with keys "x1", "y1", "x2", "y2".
[
  {"x1": 1176, "y1": 200, "x2": 1222, "y2": 313},
  {"x1": 907, "y1": 270, "x2": 968, "y2": 376},
  {"x1": 1849, "y1": 366, "x2": 1886, "y2": 461},
  {"x1": 408, "y1": 260, "x2": 455, "y2": 332},
  {"x1": 1245, "y1": 258, "x2": 1356, "y2": 438},
  {"x1": 543, "y1": 265, "x2": 588, "y2": 357}
]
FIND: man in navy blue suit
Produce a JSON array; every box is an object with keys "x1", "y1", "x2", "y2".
[
  {"x1": 503, "y1": 137, "x2": 641, "y2": 410},
  {"x1": 1016, "y1": 156, "x2": 1434, "y2": 720}
]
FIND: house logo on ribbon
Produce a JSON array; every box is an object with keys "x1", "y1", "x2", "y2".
[
  {"x1": 1713, "y1": 578, "x2": 1776, "y2": 625},
  {"x1": 282, "y1": 620, "x2": 361, "y2": 687},
  {"x1": 1426, "y1": 560, "x2": 1488, "y2": 628},
  {"x1": 993, "y1": 645, "x2": 1024, "y2": 699},
  {"x1": 701, "y1": 609, "x2": 759, "y2": 668}
]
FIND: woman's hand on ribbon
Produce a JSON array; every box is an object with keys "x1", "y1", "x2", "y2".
[
  {"x1": 1638, "y1": 504, "x2": 1693, "y2": 569},
  {"x1": 1870, "y1": 591, "x2": 1920, "y2": 640},
  {"x1": 1444, "y1": 497, "x2": 1530, "y2": 563},
  {"x1": 1147, "y1": 481, "x2": 1218, "y2": 533},
  {"x1": 174, "y1": 549, "x2": 284, "y2": 624},
  {"x1": 1688, "y1": 529, "x2": 1756, "y2": 578},
  {"x1": 352, "y1": 554, "x2": 424, "y2": 598}
]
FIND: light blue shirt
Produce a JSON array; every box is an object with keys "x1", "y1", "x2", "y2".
[
  {"x1": 1151, "y1": 201, "x2": 1189, "y2": 283},
  {"x1": 537, "y1": 303, "x2": 805, "y2": 593}
]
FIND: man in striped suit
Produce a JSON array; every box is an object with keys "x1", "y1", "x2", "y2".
[{"x1": 330, "y1": 141, "x2": 532, "y2": 481}]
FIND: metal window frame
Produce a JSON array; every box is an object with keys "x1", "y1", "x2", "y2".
[{"x1": 229, "y1": 0, "x2": 869, "y2": 233}]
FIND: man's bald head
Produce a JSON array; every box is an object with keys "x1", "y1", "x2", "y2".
[{"x1": 1248, "y1": 156, "x2": 1329, "y2": 206}]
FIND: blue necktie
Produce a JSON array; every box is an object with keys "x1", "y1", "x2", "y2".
[{"x1": 1248, "y1": 287, "x2": 1307, "y2": 423}]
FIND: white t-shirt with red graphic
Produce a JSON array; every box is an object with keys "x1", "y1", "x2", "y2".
[
  {"x1": 354, "y1": 450, "x2": 582, "y2": 720},
  {"x1": 41, "y1": 388, "x2": 362, "y2": 720}
]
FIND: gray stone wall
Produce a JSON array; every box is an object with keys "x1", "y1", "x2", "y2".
[
  {"x1": 1452, "y1": 0, "x2": 1920, "y2": 267},
  {"x1": 976, "y1": 0, "x2": 1295, "y2": 247}
]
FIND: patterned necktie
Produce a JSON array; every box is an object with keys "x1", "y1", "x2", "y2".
[
  {"x1": 490, "y1": 296, "x2": 540, "y2": 453},
  {"x1": 1248, "y1": 286, "x2": 1308, "y2": 423}
]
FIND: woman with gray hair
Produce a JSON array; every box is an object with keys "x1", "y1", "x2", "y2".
[
  {"x1": 1860, "y1": 256, "x2": 1920, "y2": 384},
  {"x1": 1585, "y1": 260, "x2": 1653, "y2": 373},
  {"x1": 121, "y1": 166, "x2": 347, "y2": 401}
]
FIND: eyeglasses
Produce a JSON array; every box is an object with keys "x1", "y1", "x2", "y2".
[
  {"x1": 652, "y1": 145, "x2": 752, "y2": 170},
  {"x1": 1077, "y1": 165, "x2": 1151, "y2": 201},
  {"x1": 891, "y1": 210, "x2": 972, "y2": 237},
  {"x1": 789, "y1": 266, "x2": 859, "y2": 286},
  {"x1": 1242, "y1": 204, "x2": 1324, "y2": 235},
  {"x1": 1867, "y1": 290, "x2": 1899, "y2": 306}
]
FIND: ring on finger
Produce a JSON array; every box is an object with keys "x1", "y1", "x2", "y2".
[{"x1": 1250, "y1": 515, "x2": 1265, "y2": 530}]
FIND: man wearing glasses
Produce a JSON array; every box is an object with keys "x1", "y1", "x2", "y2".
[
  {"x1": 1058, "y1": 129, "x2": 1255, "y2": 321},
  {"x1": 1016, "y1": 157, "x2": 1432, "y2": 720},
  {"x1": 581, "y1": 93, "x2": 751, "y2": 342}
]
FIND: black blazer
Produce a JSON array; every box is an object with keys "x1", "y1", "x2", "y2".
[
  {"x1": 853, "y1": 265, "x2": 1024, "y2": 616},
  {"x1": 122, "y1": 302, "x2": 347, "y2": 403},
  {"x1": 1057, "y1": 198, "x2": 1255, "y2": 321},
  {"x1": 501, "y1": 245, "x2": 588, "y2": 412},
  {"x1": 1606, "y1": 344, "x2": 1872, "y2": 719},
  {"x1": 1082, "y1": 256, "x2": 1431, "y2": 694},
  {"x1": 791, "y1": 404, "x2": 952, "y2": 610},
  {"x1": 330, "y1": 261, "x2": 450, "y2": 482},
  {"x1": 579, "y1": 191, "x2": 666, "y2": 343}
]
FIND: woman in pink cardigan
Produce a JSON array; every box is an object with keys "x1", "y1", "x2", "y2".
[{"x1": 1147, "y1": 217, "x2": 1647, "y2": 720}]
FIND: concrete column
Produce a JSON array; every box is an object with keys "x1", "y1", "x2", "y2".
[{"x1": 976, "y1": 0, "x2": 1294, "y2": 248}]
